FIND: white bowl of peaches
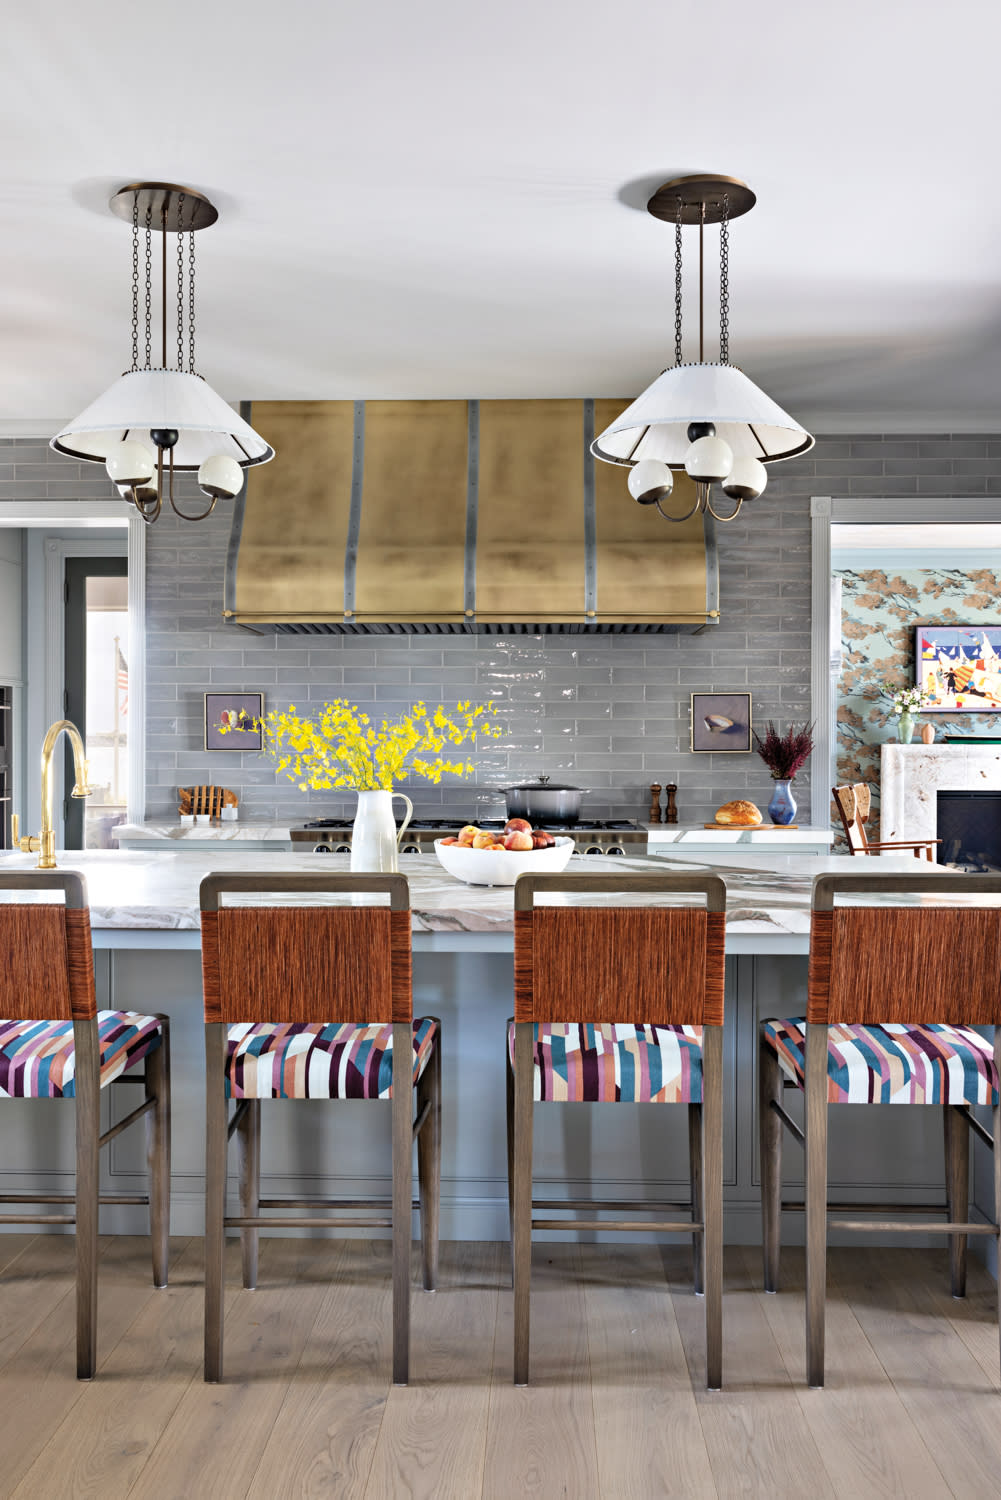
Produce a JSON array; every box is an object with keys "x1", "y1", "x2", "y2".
[{"x1": 434, "y1": 819, "x2": 575, "y2": 886}]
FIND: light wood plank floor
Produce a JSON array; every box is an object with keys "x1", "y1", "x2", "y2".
[{"x1": 0, "y1": 1235, "x2": 999, "y2": 1498}]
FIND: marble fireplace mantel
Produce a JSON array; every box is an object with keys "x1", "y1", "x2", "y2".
[{"x1": 880, "y1": 742, "x2": 1001, "y2": 843}]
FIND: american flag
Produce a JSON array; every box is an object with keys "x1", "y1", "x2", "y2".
[{"x1": 116, "y1": 641, "x2": 129, "y2": 717}]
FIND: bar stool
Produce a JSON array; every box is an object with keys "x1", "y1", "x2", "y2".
[
  {"x1": 509, "y1": 871, "x2": 726, "y2": 1388},
  {"x1": 759, "y1": 870, "x2": 1001, "y2": 1387},
  {"x1": 0, "y1": 871, "x2": 171, "y2": 1379},
  {"x1": 199, "y1": 871, "x2": 441, "y2": 1385}
]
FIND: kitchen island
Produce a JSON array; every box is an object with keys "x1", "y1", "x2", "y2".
[{"x1": 0, "y1": 848, "x2": 990, "y2": 1248}]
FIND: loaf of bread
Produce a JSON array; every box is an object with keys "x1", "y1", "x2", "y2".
[{"x1": 714, "y1": 800, "x2": 762, "y2": 826}]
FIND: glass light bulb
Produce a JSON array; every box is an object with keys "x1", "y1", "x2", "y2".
[
  {"x1": 722, "y1": 456, "x2": 768, "y2": 502},
  {"x1": 106, "y1": 440, "x2": 155, "y2": 486},
  {"x1": 627, "y1": 459, "x2": 674, "y2": 505},
  {"x1": 197, "y1": 454, "x2": 244, "y2": 500},
  {"x1": 684, "y1": 435, "x2": 734, "y2": 484}
]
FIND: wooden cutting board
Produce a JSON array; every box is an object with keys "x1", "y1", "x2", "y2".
[{"x1": 703, "y1": 822, "x2": 798, "y2": 829}]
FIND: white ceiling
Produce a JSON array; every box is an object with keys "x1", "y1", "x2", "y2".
[{"x1": 5, "y1": 0, "x2": 1001, "y2": 430}]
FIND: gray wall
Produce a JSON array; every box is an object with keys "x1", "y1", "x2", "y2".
[{"x1": 8, "y1": 432, "x2": 1001, "y2": 828}]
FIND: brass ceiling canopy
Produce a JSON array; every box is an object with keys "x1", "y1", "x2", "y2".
[
  {"x1": 646, "y1": 173, "x2": 756, "y2": 225},
  {"x1": 109, "y1": 181, "x2": 219, "y2": 233}
]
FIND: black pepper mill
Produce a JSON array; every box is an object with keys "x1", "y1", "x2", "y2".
[
  {"x1": 664, "y1": 783, "x2": 678, "y2": 824},
  {"x1": 648, "y1": 784, "x2": 662, "y2": 823}
]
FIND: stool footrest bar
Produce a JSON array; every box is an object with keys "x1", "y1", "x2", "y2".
[
  {"x1": 828, "y1": 1219, "x2": 997, "y2": 1235},
  {"x1": 532, "y1": 1218, "x2": 700, "y2": 1234},
  {"x1": 0, "y1": 1214, "x2": 76, "y2": 1225},
  {"x1": 0, "y1": 1193, "x2": 149, "y2": 1207},
  {"x1": 258, "y1": 1197, "x2": 420, "y2": 1212},
  {"x1": 224, "y1": 1215, "x2": 394, "y2": 1230},
  {"x1": 532, "y1": 1198, "x2": 692, "y2": 1212},
  {"x1": 782, "y1": 1200, "x2": 951, "y2": 1215}
]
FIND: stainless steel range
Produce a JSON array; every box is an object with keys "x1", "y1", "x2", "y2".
[{"x1": 290, "y1": 817, "x2": 648, "y2": 857}]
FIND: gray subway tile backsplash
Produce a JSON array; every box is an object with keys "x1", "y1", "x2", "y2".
[{"x1": 13, "y1": 431, "x2": 1001, "y2": 829}]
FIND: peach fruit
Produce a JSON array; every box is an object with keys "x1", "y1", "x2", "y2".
[{"x1": 504, "y1": 830, "x2": 534, "y2": 851}]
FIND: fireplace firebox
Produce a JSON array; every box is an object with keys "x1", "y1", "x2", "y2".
[{"x1": 937, "y1": 789, "x2": 1001, "y2": 872}]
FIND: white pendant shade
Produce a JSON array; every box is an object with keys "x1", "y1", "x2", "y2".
[
  {"x1": 52, "y1": 369, "x2": 274, "y2": 470},
  {"x1": 591, "y1": 362, "x2": 814, "y2": 468}
]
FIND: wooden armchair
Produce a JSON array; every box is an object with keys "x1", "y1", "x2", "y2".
[{"x1": 832, "y1": 783, "x2": 939, "y2": 860}]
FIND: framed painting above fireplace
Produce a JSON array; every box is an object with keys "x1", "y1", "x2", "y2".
[{"x1": 916, "y1": 626, "x2": 1001, "y2": 711}]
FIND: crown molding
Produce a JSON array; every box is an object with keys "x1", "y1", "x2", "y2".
[{"x1": 800, "y1": 410, "x2": 1001, "y2": 436}]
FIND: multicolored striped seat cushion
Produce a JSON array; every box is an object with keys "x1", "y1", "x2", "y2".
[
  {"x1": 0, "y1": 1011, "x2": 164, "y2": 1099},
  {"x1": 225, "y1": 1018, "x2": 438, "y2": 1099},
  {"x1": 508, "y1": 1021, "x2": 704, "y2": 1103},
  {"x1": 762, "y1": 1017, "x2": 998, "y2": 1106}
]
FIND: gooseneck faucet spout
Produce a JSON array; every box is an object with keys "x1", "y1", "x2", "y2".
[{"x1": 15, "y1": 719, "x2": 94, "y2": 869}]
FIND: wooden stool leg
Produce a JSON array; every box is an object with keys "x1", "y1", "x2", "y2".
[
  {"x1": 204, "y1": 1023, "x2": 228, "y2": 1383},
  {"x1": 391, "y1": 1023, "x2": 412, "y2": 1386},
  {"x1": 702, "y1": 1025, "x2": 724, "y2": 1390},
  {"x1": 417, "y1": 1027, "x2": 441, "y2": 1292},
  {"x1": 145, "y1": 1022, "x2": 171, "y2": 1289},
  {"x1": 74, "y1": 1020, "x2": 100, "y2": 1381},
  {"x1": 236, "y1": 1100, "x2": 261, "y2": 1290},
  {"x1": 759, "y1": 1035, "x2": 783, "y2": 1293},
  {"x1": 512, "y1": 1022, "x2": 534, "y2": 1387},
  {"x1": 944, "y1": 1105, "x2": 969, "y2": 1299},
  {"x1": 805, "y1": 1023, "x2": 829, "y2": 1388},
  {"x1": 688, "y1": 1102, "x2": 704, "y2": 1296}
]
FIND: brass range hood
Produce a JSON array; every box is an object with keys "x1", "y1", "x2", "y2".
[{"x1": 224, "y1": 400, "x2": 719, "y2": 634}]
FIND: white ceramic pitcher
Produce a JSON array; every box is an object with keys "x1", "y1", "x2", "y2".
[{"x1": 350, "y1": 789, "x2": 414, "y2": 872}]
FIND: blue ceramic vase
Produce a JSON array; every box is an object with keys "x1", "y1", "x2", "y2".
[{"x1": 767, "y1": 779, "x2": 797, "y2": 826}]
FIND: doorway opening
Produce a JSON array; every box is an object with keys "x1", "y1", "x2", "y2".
[{"x1": 64, "y1": 557, "x2": 129, "y2": 849}]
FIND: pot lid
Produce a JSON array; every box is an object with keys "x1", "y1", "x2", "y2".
[{"x1": 504, "y1": 777, "x2": 582, "y2": 792}]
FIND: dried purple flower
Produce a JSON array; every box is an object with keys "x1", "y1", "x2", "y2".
[{"x1": 752, "y1": 720, "x2": 815, "y2": 781}]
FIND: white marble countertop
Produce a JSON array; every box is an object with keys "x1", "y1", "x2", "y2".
[
  {"x1": 0, "y1": 847, "x2": 949, "y2": 954},
  {"x1": 113, "y1": 821, "x2": 292, "y2": 842},
  {"x1": 645, "y1": 823, "x2": 834, "y2": 845}
]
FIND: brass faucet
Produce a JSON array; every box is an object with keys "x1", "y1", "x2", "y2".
[{"x1": 13, "y1": 719, "x2": 94, "y2": 869}]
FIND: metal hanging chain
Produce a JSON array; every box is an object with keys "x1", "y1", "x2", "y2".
[
  {"x1": 188, "y1": 230, "x2": 196, "y2": 372},
  {"x1": 674, "y1": 197, "x2": 683, "y2": 367},
  {"x1": 130, "y1": 193, "x2": 140, "y2": 371},
  {"x1": 719, "y1": 193, "x2": 730, "y2": 365},
  {"x1": 144, "y1": 203, "x2": 152, "y2": 368},
  {"x1": 176, "y1": 192, "x2": 186, "y2": 371}
]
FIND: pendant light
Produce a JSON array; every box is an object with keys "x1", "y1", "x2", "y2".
[
  {"x1": 52, "y1": 182, "x2": 274, "y2": 524},
  {"x1": 591, "y1": 174, "x2": 813, "y2": 522}
]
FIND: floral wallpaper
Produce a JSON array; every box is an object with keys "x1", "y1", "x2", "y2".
[{"x1": 836, "y1": 567, "x2": 1001, "y2": 816}]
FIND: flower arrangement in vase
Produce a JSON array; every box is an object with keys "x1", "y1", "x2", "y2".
[
  {"x1": 751, "y1": 720, "x2": 814, "y2": 825},
  {"x1": 223, "y1": 698, "x2": 502, "y2": 870},
  {"x1": 882, "y1": 682, "x2": 926, "y2": 745}
]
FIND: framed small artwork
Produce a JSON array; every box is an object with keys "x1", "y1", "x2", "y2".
[
  {"x1": 916, "y1": 626, "x2": 1001, "y2": 711},
  {"x1": 204, "y1": 691, "x2": 264, "y2": 751},
  {"x1": 690, "y1": 692, "x2": 753, "y2": 753}
]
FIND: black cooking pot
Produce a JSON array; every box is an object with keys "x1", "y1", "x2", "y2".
[{"x1": 501, "y1": 776, "x2": 585, "y2": 824}]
